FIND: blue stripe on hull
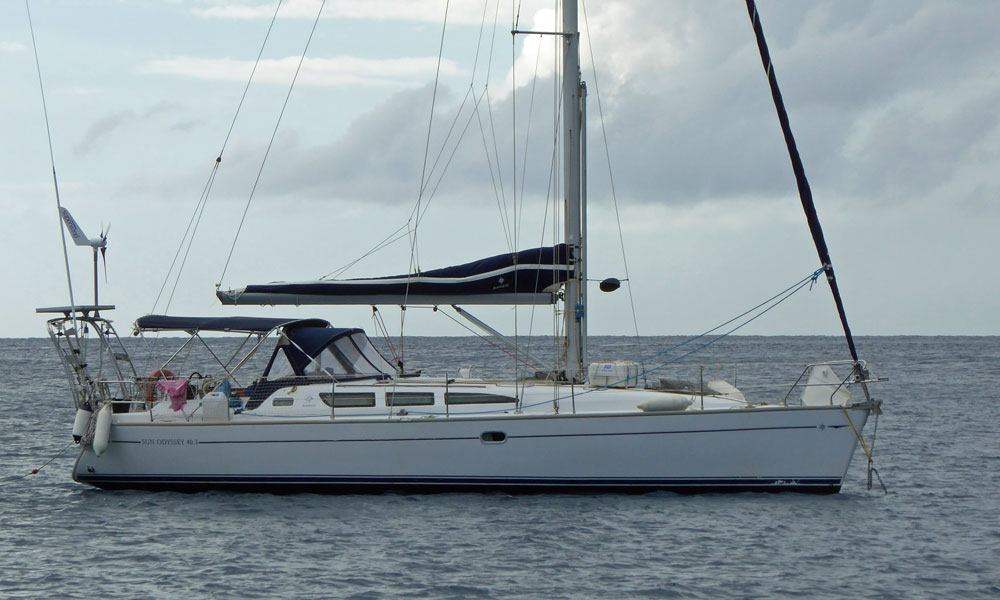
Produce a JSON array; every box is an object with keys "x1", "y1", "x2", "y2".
[
  {"x1": 74, "y1": 474, "x2": 843, "y2": 495},
  {"x1": 111, "y1": 423, "x2": 847, "y2": 447}
]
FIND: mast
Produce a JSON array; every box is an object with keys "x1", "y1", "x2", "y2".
[{"x1": 562, "y1": 0, "x2": 585, "y2": 382}]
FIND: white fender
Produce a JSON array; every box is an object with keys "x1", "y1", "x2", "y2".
[
  {"x1": 638, "y1": 395, "x2": 693, "y2": 412},
  {"x1": 93, "y1": 404, "x2": 112, "y2": 457},
  {"x1": 72, "y1": 406, "x2": 92, "y2": 443}
]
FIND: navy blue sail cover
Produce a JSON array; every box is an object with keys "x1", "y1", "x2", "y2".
[
  {"x1": 217, "y1": 244, "x2": 570, "y2": 306},
  {"x1": 134, "y1": 315, "x2": 331, "y2": 333}
]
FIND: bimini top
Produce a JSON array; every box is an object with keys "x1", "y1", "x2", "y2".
[
  {"x1": 217, "y1": 244, "x2": 569, "y2": 306},
  {"x1": 134, "y1": 315, "x2": 331, "y2": 334}
]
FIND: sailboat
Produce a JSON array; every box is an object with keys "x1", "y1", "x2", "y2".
[{"x1": 38, "y1": 1, "x2": 882, "y2": 493}]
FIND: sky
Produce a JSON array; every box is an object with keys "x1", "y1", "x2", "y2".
[{"x1": 1, "y1": 0, "x2": 998, "y2": 340}]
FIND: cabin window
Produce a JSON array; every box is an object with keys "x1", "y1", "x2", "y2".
[
  {"x1": 319, "y1": 392, "x2": 376, "y2": 408},
  {"x1": 385, "y1": 392, "x2": 435, "y2": 406},
  {"x1": 445, "y1": 393, "x2": 516, "y2": 405},
  {"x1": 272, "y1": 397, "x2": 294, "y2": 407}
]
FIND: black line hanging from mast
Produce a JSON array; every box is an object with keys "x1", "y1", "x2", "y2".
[{"x1": 745, "y1": 0, "x2": 860, "y2": 363}]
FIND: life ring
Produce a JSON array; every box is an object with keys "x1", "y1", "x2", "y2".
[{"x1": 146, "y1": 368, "x2": 176, "y2": 405}]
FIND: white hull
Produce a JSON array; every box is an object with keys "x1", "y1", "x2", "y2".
[{"x1": 74, "y1": 404, "x2": 869, "y2": 494}]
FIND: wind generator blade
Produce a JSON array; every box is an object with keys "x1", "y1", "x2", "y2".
[
  {"x1": 60, "y1": 208, "x2": 90, "y2": 247},
  {"x1": 100, "y1": 246, "x2": 108, "y2": 284},
  {"x1": 745, "y1": 0, "x2": 860, "y2": 365}
]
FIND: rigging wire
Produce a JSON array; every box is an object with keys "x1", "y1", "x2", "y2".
[
  {"x1": 321, "y1": 224, "x2": 411, "y2": 280},
  {"x1": 416, "y1": 86, "x2": 476, "y2": 201},
  {"x1": 376, "y1": 267, "x2": 828, "y2": 418},
  {"x1": 163, "y1": 166, "x2": 217, "y2": 311},
  {"x1": 326, "y1": 0, "x2": 511, "y2": 281},
  {"x1": 519, "y1": 267, "x2": 825, "y2": 410},
  {"x1": 371, "y1": 307, "x2": 401, "y2": 367},
  {"x1": 408, "y1": 1, "x2": 497, "y2": 215},
  {"x1": 580, "y1": 0, "x2": 646, "y2": 383},
  {"x1": 470, "y1": 87, "x2": 514, "y2": 251},
  {"x1": 518, "y1": 25, "x2": 564, "y2": 391},
  {"x1": 219, "y1": 0, "x2": 327, "y2": 287},
  {"x1": 469, "y1": 0, "x2": 508, "y2": 252},
  {"x1": 406, "y1": 0, "x2": 452, "y2": 272},
  {"x1": 412, "y1": 0, "x2": 511, "y2": 248},
  {"x1": 401, "y1": 0, "x2": 451, "y2": 366},
  {"x1": 410, "y1": 2, "x2": 509, "y2": 244},
  {"x1": 25, "y1": 0, "x2": 77, "y2": 329},
  {"x1": 153, "y1": 0, "x2": 284, "y2": 314},
  {"x1": 467, "y1": 0, "x2": 512, "y2": 251},
  {"x1": 642, "y1": 267, "x2": 827, "y2": 368},
  {"x1": 437, "y1": 307, "x2": 543, "y2": 372},
  {"x1": 515, "y1": 33, "x2": 545, "y2": 245},
  {"x1": 511, "y1": 0, "x2": 523, "y2": 384},
  {"x1": 151, "y1": 164, "x2": 217, "y2": 313},
  {"x1": 524, "y1": 84, "x2": 564, "y2": 377},
  {"x1": 418, "y1": 88, "x2": 495, "y2": 227}
]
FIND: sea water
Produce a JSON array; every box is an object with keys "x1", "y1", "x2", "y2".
[{"x1": 0, "y1": 335, "x2": 997, "y2": 599}]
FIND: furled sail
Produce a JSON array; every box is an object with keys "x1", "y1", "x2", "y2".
[{"x1": 217, "y1": 245, "x2": 570, "y2": 306}]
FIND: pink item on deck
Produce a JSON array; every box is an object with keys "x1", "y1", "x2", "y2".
[{"x1": 156, "y1": 379, "x2": 189, "y2": 411}]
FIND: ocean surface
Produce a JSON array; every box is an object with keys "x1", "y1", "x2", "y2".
[{"x1": 1, "y1": 334, "x2": 997, "y2": 599}]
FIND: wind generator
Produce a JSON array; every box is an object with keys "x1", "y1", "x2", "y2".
[{"x1": 59, "y1": 208, "x2": 109, "y2": 315}]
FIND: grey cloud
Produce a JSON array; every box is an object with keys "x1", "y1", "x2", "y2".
[
  {"x1": 843, "y1": 88, "x2": 1000, "y2": 202},
  {"x1": 594, "y1": 0, "x2": 1000, "y2": 206},
  {"x1": 74, "y1": 110, "x2": 137, "y2": 156},
  {"x1": 74, "y1": 102, "x2": 193, "y2": 156},
  {"x1": 169, "y1": 119, "x2": 201, "y2": 132},
  {"x1": 140, "y1": 0, "x2": 1000, "y2": 217},
  {"x1": 144, "y1": 101, "x2": 183, "y2": 118}
]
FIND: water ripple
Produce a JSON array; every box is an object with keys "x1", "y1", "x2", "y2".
[{"x1": 1, "y1": 336, "x2": 999, "y2": 598}]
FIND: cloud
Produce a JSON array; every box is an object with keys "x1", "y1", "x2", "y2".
[
  {"x1": 140, "y1": 55, "x2": 461, "y2": 87},
  {"x1": 74, "y1": 110, "x2": 137, "y2": 156},
  {"x1": 113, "y1": 0, "x2": 1000, "y2": 221},
  {"x1": 73, "y1": 103, "x2": 187, "y2": 156},
  {"x1": 170, "y1": 119, "x2": 201, "y2": 132},
  {"x1": 0, "y1": 41, "x2": 25, "y2": 53},
  {"x1": 13, "y1": 0, "x2": 1000, "y2": 336}
]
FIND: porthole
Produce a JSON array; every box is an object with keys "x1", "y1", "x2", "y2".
[{"x1": 481, "y1": 431, "x2": 507, "y2": 444}]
